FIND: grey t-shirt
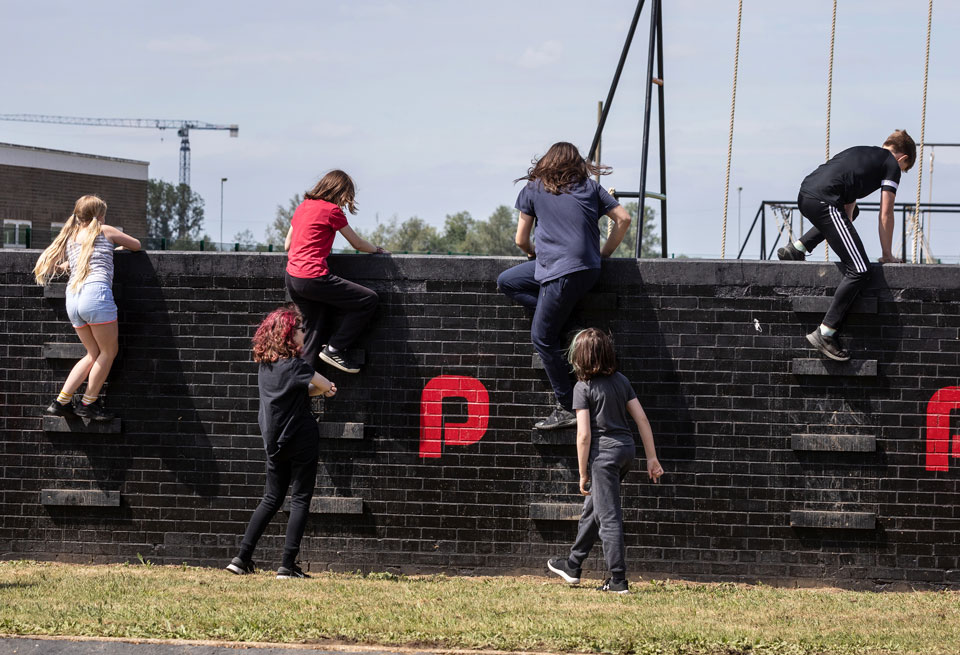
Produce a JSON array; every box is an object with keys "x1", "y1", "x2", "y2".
[{"x1": 572, "y1": 371, "x2": 637, "y2": 448}]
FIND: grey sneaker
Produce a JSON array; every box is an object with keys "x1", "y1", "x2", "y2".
[
  {"x1": 226, "y1": 557, "x2": 255, "y2": 575},
  {"x1": 777, "y1": 245, "x2": 806, "y2": 261},
  {"x1": 547, "y1": 558, "x2": 581, "y2": 585},
  {"x1": 535, "y1": 405, "x2": 577, "y2": 431},
  {"x1": 319, "y1": 346, "x2": 361, "y2": 374},
  {"x1": 599, "y1": 578, "x2": 629, "y2": 594},
  {"x1": 806, "y1": 329, "x2": 851, "y2": 361},
  {"x1": 276, "y1": 565, "x2": 310, "y2": 579}
]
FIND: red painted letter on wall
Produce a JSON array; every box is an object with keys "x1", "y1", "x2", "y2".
[
  {"x1": 926, "y1": 386, "x2": 960, "y2": 471},
  {"x1": 419, "y1": 375, "x2": 489, "y2": 458}
]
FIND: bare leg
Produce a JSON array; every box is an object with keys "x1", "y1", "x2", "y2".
[
  {"x1": 61, "y1": 326, "x2": 100, "y2": 395},
  {"x1": 84, "y1": 322, "x2": 119, "y2": 397}
]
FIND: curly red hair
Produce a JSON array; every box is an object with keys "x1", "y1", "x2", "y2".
[{"x1": 252, "y1": 305, "x2": 303, "y2": 363}]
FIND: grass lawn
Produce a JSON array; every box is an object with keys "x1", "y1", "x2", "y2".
[{"x1": 1, "y1": 560, "x2": 959, "y2": 655}]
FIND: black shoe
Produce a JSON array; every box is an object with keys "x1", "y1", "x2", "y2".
[
  {"x1": 226, "y1": 557, "x2": 255, "y2": 575},
  {"x1": 547, "y1": 558, "x2": 581, "y2": 585},
  {"x1": 777, "y1": 245, "x2": 806, "y2": 261},
  {"x1": 73, "y1": 398, "x2": 115, "y2": 422},
  {"x1": 319, "y1": 346, "x2": 361, "y2": 374},
  {"x1": 276, "y1": 565, "x2": 310, "y2": 579},
  {"x1": 598, "y1": 578, "x2": 629, "y2": 594},
  {"x1": 45, "y1": 399, "x2": 76, "y2": 417},
  {"x1": 534, "y1": 405, "x2": 577, "y2": 431},
  {"x1": 806, "y1": 329, "x2": 851, "y2": 362}
]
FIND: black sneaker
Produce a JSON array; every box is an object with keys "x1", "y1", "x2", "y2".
[
  {"x1": 319, "y1": 346, "x2": 361, "y2": 374},
  {"x1": 777, "y1": 245, "x2": 806, "y2": 261},
  {"x1": 599, "y1": 578, "x2": 629, "y2": 594},
  {"x1": 45, "y1": 399, "x2": 76, "y2": 418},
  {"x1": 225, "y1": 557, "x2": 255, "y2": 575},
  {"x1": 806, "y1": 329, "x2": 851, "y2": 362},
  {"x1": 534, "y1": 405, "x2": 577, "y2": 431},
  {"x1": 547, "y1": 558, "x2": 581, "y2": 585},
  {"x1": 73, "y1": 398, "x2": 115, "y2": 422},
  {"x1": 276, "y1": 565, "x2": 310, "y2": 579}
]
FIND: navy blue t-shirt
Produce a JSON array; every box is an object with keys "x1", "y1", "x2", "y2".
[{"x1": 515, "y1": 178, "x2": 620, "y2": 283}]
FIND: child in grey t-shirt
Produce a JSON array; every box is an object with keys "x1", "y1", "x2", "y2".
[{"x1": 546, "y1": 328, "x2": 664, "y2": 593}]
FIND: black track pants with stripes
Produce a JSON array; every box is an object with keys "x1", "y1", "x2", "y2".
[{"x1": 796, "y1": 193, "x2": 871, "y2": 329}]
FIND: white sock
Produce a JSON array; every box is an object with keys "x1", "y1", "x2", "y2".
[
  {"x1": 793, "y1": 241, "x2": 807, "y2": 254},
  {"x1": 819, "y1": 324, "x2": 837, "y2": 337},
  {"x1": 326, "y1": 345, "x2": 339, "y2": 353}
]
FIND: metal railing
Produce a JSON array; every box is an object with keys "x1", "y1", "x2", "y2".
[{"x1": 737, "y1": 200, "x2": 960, "y2": 263}]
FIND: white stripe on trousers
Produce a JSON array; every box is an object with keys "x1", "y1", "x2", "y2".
[{"x1": 828, "y1": 205, "x2": 868, "y2": 273}]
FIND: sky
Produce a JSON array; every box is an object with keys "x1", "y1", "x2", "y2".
[{"x1": 2, "y1": 0, "x2": 959, "y2": 260}]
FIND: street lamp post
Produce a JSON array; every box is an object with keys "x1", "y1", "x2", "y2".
[{"x1": 220, "y1": 177, "x2": 228, "y2": 250}]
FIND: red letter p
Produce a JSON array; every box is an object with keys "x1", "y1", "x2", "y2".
[{"x1": 419, "y1": 375, "x2": 489, "y2": 458}]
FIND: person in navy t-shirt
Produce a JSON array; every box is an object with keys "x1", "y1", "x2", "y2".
[
  {"x1": 497, "y1": 142, "x2": 633, "y2": 430},
  {"x1": 777, "y1": 130, "x2": 916, "y2": 361}
]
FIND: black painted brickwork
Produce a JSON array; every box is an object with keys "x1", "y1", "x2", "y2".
[{"x1": 2, "y1": 251, "x2": 960, "y2": 588}]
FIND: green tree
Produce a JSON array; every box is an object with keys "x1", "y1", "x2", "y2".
[
  {"x1": 439, "y1": 211, "x2": 475, "y2": 252},
  {"x1": 146, "y1": 179, "x2": 206, "y2": 243},
  {"x1": 609, "y1": 202, "x2": 660, "y2": 258},
  {"x1": 265, "y1": 194, "x2": 301, "y2": 249},
  {"x1": 233, "y1": 229, "x2": 256, "y2": 250},
  {"x1": 462, "y1": 205, "x2": 519, "y2": 255},
  {"x1": 357, "y1": 215, "x2": 444, "y2": 253}
]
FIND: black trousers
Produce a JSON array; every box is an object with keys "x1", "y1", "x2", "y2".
[
  {"x1": 237, "y1": 438, "x2": 318, "y2": 569},
  {"x1": 796, "y1": 193, "x2": 871, "y2": 329},
  {"x1": 285, "y1": 272, "x2": 378, "y2": 366}
]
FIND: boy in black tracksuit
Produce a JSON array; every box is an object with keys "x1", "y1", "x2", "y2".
[{"x1": 778, "y1": 130, "x2": 916, "y2": 361}]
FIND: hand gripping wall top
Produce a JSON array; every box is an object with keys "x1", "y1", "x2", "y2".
[{"x1": 419, "y1": 375, "x2": 489, "y2": 458}]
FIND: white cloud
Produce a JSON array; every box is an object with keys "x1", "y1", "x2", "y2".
[{"x1": 518, "y1": 40, "x2": 563, "y2": 69}]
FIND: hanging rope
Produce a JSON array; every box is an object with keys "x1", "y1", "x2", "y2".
[
  {"x1": 913, "y1": 0, "x2": 933, "y2": 264},
  {"x1": 720, "y1": 0, "x2": 743, "y2": 259},
  {"x1": 822, "y1": 0, "x2": 837, "y2": 262}
]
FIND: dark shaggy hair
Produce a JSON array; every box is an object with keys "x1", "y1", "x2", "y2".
[
  {"x1": 252, "y1": 305, "x2": 303, "y2": 363},
  {"x1": 515, "y1": 142, "x2": 611, "y2": 195},
  {"x1": 567, "y1": 328, "x2": 618, "y2": 382},
  {"x1": 304, "y1": 169, "x2": 357, "y2": 214}
]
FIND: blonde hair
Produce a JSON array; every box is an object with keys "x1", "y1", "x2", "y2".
[{"x1": 34, "y1": 195, "x2": 108, "y2": 290}]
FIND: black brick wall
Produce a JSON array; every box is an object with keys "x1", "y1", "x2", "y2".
[{"x1": 2, "y1": 251, "x2": 959, "y2": 588}]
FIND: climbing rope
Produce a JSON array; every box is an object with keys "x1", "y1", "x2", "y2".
[
  {"x1": 720, "y1": 0, "x2": 743, "y2": 259},
  {"x1": 913, "y1": 0, "x2": 933, "y2": 264},
  {"x1": 823, "y1": 0, "x2": 837, "y2": 261}
]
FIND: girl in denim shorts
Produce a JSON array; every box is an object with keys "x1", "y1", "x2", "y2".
[{"x1": 34, "y1": 195, "x2": 141, "y2": 421}]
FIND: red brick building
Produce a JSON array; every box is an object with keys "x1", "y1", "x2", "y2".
[{"x1": 0, "y1": 142, "x2": 148, "y2": 250}]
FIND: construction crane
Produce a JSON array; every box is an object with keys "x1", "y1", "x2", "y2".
[{"x1": 0, "y1": 113, "x2": 239, "y2": 188}]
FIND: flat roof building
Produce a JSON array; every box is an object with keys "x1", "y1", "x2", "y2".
[{"x1": 0, "y1": 142, "x2": 148, "y2": 250}]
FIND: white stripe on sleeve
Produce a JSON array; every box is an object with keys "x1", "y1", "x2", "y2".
[{"x1": 881, "y1": 179, "x2": 899, "y2": 190}]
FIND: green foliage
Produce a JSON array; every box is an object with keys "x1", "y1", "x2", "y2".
[
  {"x1": 357, "y1": 205, "x2": 520, "y2": 255},
  {"x1": 608, "y1": 202, "x2": 661, "y2": 258},
  {"x1": 265, "y1": 194, "x2": 301, "y2": 249},
  {"x1": 146, "y1": 179, "x2": 206, "y2": 242}
]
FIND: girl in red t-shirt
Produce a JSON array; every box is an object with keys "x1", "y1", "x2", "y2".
[{"x1": 284, "y1": 170, "x2": 387, "y2": 373}]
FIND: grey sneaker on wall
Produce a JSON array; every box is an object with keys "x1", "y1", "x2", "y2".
[{"x1": 806, "y1": 329, "x2": 851, "y2": 362}]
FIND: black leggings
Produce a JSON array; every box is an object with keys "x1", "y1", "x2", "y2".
[
  {"x1": 797, "y1": 193, "x2": 871, "y2": 329},
  {"x1": 285, "y1": 272, "x2": 378, "y2": 366},
  {"x1": 237, "y1": 439, "x2": 318, "y2": 569}
]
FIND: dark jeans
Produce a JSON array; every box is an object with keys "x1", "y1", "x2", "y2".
[
  {"x1": 796, "y1": 193, "x2": 871, "y2": 329},
  {"x1": 568, "y1": 442, "x2": 636, "y2": 580},
  {"x1": 237, "y1": 438, "x2": 319, "y2": 569},
  {"x1": 285, "y1": 272, "x2": 378, "y2": 366},
  {"x1": 498, "y1": 261, "x2": 601, "y2": 410}
]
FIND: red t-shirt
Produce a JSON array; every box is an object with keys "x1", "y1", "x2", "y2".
[{"x1": 285, "y1": 199, "x2": 349, "y2": 278}]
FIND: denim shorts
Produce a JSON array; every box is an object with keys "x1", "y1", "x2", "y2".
[{"x1": 65, "y1": 282, "x2": 117, "y2": 328}]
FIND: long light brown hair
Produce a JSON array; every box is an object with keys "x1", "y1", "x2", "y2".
[
  {"x1": 515, "y1": 142, "x2": 611, "y2": 194},
  {"x1": 304, "y1": 169, "x2": 357, "y2": 214},
  {"x1": 33, "y1": 195, "x2": 108, "y2": 290},
  {"x1": 567, "y1": 328, "x2": 618, "y2": 382},
  {"x1": 252, "y1": 305, "x2": 303, "y2": 363}
]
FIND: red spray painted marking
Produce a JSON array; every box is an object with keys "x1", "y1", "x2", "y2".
[
  {"x1": 926, "y1": 386, "x2": 960, "y2": 471},
  {"x1": 419, "y1": 375, "x2": 489, "y2": 458}
]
